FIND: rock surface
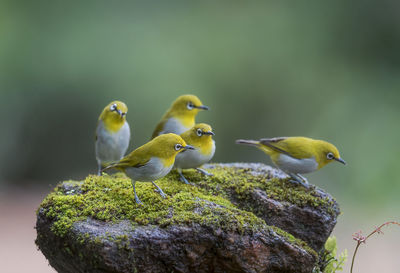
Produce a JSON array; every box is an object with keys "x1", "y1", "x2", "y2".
[
  {"x1": 206, "y1": 163, "x2": 340, "y2": 251},
  {"x1": 36, "y1": 163, "x2": 340, "y2": 273}
]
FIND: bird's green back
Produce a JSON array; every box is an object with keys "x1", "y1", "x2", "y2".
[
  {"x1": 109, "y1": 133, "x2": 187, "y2": 170},
  {"x1": 259, "y1": 137, "x2": 317, "y2": 159}
]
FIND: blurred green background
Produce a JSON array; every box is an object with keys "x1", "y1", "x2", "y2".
[{"x1": 1, "y1": 0, "x2": 399, "y2": 271}]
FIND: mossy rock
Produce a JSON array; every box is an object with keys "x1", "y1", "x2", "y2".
[
  {"x1": 200, "y1": 163, "x2": 340, "y2": 251},
  {"x1": 36, "y1": 163, "x2": 340, "y2": 273}
]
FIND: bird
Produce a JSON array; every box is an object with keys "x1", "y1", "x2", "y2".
[
  {"x1": 103, "y1": 133, "x2": 194, "y2": 204},
  {"x1": 151, "y1": 94, "x2": 209, "y2": 139},
  {"x1": 95, "y1": 101, "x2": 130, "y2": 175},
  {"x1": 236, "y1": 137, "x2": 346, "y2": 187},
  {"x1": 174, "y1": 123, "x2": 216, "y2": 184}
]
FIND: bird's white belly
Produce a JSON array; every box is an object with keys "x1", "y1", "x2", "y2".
[
  {"x1": 125, "y1": 157, "x2": 173, "y2": 182},
  {"x1": 161, "y1": 117, "x2": 191, "y2": 135},
  {"x1": 174, "y1": 141, "x2": 215, "y2": 169},
  {"x1": 275, "y1": 154, "x2": 318, "y2": 174},
  {"x1": 95, "y1": 121, "x2": 130, "y2": 165}
]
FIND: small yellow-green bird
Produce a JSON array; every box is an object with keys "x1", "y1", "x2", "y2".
[
  {"x1": 151, "y1": 94, "x2": 209, "y2": 139},
  {"x1": 103, "y1": 133, "x2": 194, "y2": 204},
  {"x1": 95, "y1": 101, "x2": 130, "y2": 175},
  {"x1": 236, "y1": 137, "x2": 346, "y2": 187},
  {"x1": 174, "y1": 123, "x2": 216, "y2": 184}
]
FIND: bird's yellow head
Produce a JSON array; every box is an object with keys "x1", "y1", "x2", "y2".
[
  {"x1": 151, "y1": 133, "x2": 194, "y2": 158},
  {"x1": 181, "y1": 123, "x2": 214, "y2": 145},
  {"x1": 99, "y1": 101, "x2": 128, "y2": 132},
  {"x1": 167, "y1": 94, "x2": 209, "y2": 118},
  {"x1": 314, "y1": 140, "x2": 346, "y2": 169}
]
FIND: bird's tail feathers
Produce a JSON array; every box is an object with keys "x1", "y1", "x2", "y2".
[
  {"x1": 101, "y1": 162, "x2": 120, "y2": 173},
  {"x1": 235, "y1": 139, "x2": 260, "y2": 146},
  {"x1": 236, "y1": 139, "x2": 275, "y2": 155}
]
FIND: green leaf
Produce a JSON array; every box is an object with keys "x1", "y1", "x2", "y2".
[
  {"x1": 315, "y1": 236, "x2": 348, "y2": 273},
  {"x1": 325, "y1": 236, "x2": 337, "y2": 257}
]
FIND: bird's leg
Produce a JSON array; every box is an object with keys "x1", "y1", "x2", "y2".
[
  {"x1": 152, "y1": 181, "x2": 167, "y2": 199},
  {"x1": 296, "y1": 174, "x2": 309, "y2": 184},
  {"x1": 177, "y1": 168, "x2": 191, "y2": 185},
  {"x1": 288, "y1": 173, "x2": 310, "y2": 188},
  {"x1": 131, "y1": 181, "x2": 143, "y2": 204},
  {"x1": 288, "y1": 173, "x2": 301, "y2": 184},
  {"x1": 196, "y1": 168, "x2": 213, "y2": 176}
]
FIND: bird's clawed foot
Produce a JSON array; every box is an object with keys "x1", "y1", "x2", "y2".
[
  {"x1": 134, "y1": 195, "x2": 143, "y2": 205},
  {"x1": 178, "y1": 169, "x2": 193, "y2": 185},
  {"x1": 288, "y1": 173, "x2": 310, "y2": 189},
  {"x1": 152, "y1": 181, "x2": 167, "y2": 199},
  {"x1": 196, "y1": 168, "x2": 213, "y2": 176}
]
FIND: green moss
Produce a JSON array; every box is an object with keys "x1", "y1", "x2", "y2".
[
  {"x1": 37, "y1": 164, "x2": 333, "y2": 258},
  {"x1": 171, "y1": 165, "x2": 337, "y2": 215},
  {"x1": 39, "y1": 172, "x2": 266, "y2": 238}
]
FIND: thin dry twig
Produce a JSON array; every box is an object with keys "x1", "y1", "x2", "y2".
[{"x1": 350, "y1": 221, "x2": 400, "y2": 273}]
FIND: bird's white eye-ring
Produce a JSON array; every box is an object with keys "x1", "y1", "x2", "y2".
[
  {"x1": 175, "y1": 144, "x2": 183, "y2": 151},
  {"x1": 110, "y1": 104, "x2": 117, "y2": 111},
  {"x1": 327, "y1": 152, "x2": 334, "y2": 160},
  {"x1": 196, "y1": 129, "x2": 203, "y2": 136},
  {"x1": 187, "y1": 102, "x2": 194, "y2": 110}
]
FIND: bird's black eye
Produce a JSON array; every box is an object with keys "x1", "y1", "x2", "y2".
[
  {"x1": 175, "y1": 144, "x2": 182, "y2": 151},
  {"x1": 110, "y1": 104, "x2": 117, "y2": 111},
  {"x1": 196, "y1": 129, "x2": 203, "y2": 136},
  {"x1": 327, "y1": 152, "x2": 334, "y2": 160},
  {"x1": 187, "y1": 102, "x2": 194, "y2": 110}
]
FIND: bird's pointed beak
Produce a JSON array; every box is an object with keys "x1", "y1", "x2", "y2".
[
  {"x1": 334, "y1": 157, "x2": 346, "y2": 165},
  {"x1": 184, "y1": 145, "x2": 195, "y2": 150},
  {"x1": 195, "y1": 105, "x2": 209, "y2": 110},
  {"x1": 203, "y1": 131, "x2": 215, "y2": 136},
  {"x1": 115, "y1": 109, "x2": 124, "y2": 117}
]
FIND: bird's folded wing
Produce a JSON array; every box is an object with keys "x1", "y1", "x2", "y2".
[
  {"x1": 151, "y1": 119, "x2": 167, "y2": 139},
  {"x1": 104, "y1": 155, "x2": 150, "y2": 171},
  {"x1": 118, "y1": 155, "x2": 149, "y2": 168},
  {"x1": 259, "y1": 137, "x2": 296, "y2": 158},
  {"x1": 260, "y1": 137, "x2": 315, "y2": 159}
]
